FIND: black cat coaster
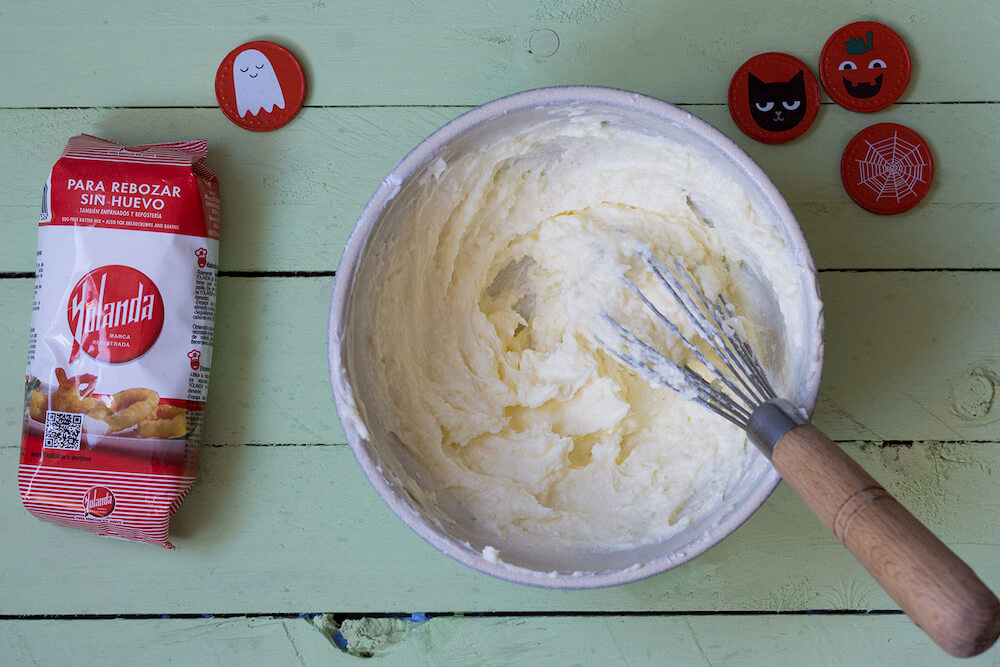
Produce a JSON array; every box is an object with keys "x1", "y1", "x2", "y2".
[
  {"x1": 841, "y1": 123, "x2": 933, "y2": 214},
  {"x1": 728, "y1": 52, "x2": 821, "y2": 144},
  {"x1": 820, "y1": 21, "x2": 911, "y2": 112}
]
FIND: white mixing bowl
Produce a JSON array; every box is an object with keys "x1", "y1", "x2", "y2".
[{"x1": 329, "y1": 86, "x2": 824, "y2": 588}]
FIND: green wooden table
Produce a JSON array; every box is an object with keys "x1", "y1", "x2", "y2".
[{"x1": 3, "y1": 1, "x2": 999, "y2": 664}]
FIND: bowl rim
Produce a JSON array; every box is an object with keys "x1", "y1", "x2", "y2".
[{"x1": 328, "y1": 85, "x2": 824, "y2": 589}]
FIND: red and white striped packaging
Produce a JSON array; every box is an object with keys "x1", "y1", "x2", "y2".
[{"x1": 18, "y1": 135, "x2": 220, "y2": 548}]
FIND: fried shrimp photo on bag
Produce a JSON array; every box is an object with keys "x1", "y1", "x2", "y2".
[
  {"x1": 49, "y1": 368, "x2": 160, "y2": 434},
  {"x1": 137, "y1": 404, "x2": 188, "y2": 439},
  {"x1": 50, "y1": 368, "x2": 101, "y2": 414}
]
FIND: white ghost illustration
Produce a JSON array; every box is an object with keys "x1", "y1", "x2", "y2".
[{"x1": 233, "y1": 49, "x2": 286, "y2": 117}]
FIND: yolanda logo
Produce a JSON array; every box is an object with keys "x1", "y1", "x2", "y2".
[
  {"x1": 67, "y1": 265, "x2": 164, "y2": 363},
  {"x1": 195, "y1": 247, "x2": 208, "y2": 268},
  {"x1": 83, "y1": 486, "x2": 115, "y2": 518},
  {"x1": 188, "y1": 349, "x2": 201, "y2": 370}
]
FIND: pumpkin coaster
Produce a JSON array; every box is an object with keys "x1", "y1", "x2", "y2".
[{"x1": 820, "y1": 21, "x2": 911, "y2": 112}]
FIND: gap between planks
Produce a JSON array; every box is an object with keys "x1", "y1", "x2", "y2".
[
  {"x1": 0, "y1": 101, "x2": 997, "y2": 111},
  {"x1": 1, "y1": 440, "x2": 998, "y2": 451},
  {"x1": 0, "y1": 609, "x2": 906, "y2": 621},
  {"x1": 3, "y1": 269, "x2": 1000, "y2": 280}
]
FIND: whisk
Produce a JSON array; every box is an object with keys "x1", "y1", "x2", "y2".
[{"x1": 602, "y1": 250, "x2": 1000, "y2": 658}]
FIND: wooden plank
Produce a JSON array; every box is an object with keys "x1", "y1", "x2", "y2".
[
  {"x1": 817, "y1": 272, "x2": 1000, "y2": 442},
  {"x1": 5, "y1": 613, "x2": 999, "y2": 666},
  {"x1": 798, "y1": 204, "x2": 1000, "y2": 271},
  {"x1": 1, "y1": 104, "x2": 997, "y2": 274},
  {"x1": 0, "y1": 439, "x2": 997, "y2": 615},
  {"x1": 2, "y1": 1, "x2": 998, "y2": 107},
  {"x1": 4, "y1": 271, "x2": 1000, "y2": 446}
]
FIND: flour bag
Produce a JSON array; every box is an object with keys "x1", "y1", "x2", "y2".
[{"x1": 18, "y1": 135, "x2": 220, "y2": 548}]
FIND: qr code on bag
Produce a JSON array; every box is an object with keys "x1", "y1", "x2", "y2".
[{"x1": 43, "y1": 411, "x2": 83, "y2": 451}]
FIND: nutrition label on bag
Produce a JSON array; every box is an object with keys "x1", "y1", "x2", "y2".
[
  {"x1": 194, "y1": 267, "x2": 216, "y2": 321},
  {"x1": 191, "y1": 324, "x2": 214, "y2": 347},
  {"x1": 187, "y1": 368, "x2": 210, "y2": 401}
]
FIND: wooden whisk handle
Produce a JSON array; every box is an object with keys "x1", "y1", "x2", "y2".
[{"x1": 770, "y1": 422, "x2": 1000, "y2": 657}]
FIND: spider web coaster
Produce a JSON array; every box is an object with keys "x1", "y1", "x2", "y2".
[
  {"x1": 856, "y1": 131, "x2": 929, "y2": 202},
  {"x1": 842, "y1": 123, "x2": 934, "y2": 214}
]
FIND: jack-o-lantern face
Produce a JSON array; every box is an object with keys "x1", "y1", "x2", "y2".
[{"x1": 820, "y1": 21, "x2": 911, "y2": 112}]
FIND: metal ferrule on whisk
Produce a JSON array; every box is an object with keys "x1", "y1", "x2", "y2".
[{"x1": 746, "y1": 398, "x2": 808, "y2": 459}]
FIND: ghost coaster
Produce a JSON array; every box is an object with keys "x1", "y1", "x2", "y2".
[
  {"x1": 841, "y1": 122, "x2": 933, "y2": 214},
  {"x1": 215, "y1": 40, "x2": 306, "y2": 131},
  {"x1": 728, "y1": 52, "x2": 821, "y2": 144},
  {"x1": 820, "y1": 21, "x2": 911, "y2": 112}
]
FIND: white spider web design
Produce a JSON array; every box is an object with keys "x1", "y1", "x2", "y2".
[{"x1": 855, "y1": 131, "x2": 929, "y2": 202}]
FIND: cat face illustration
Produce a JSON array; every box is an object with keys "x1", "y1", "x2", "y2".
[{"x1": 747, "y1": 71, "x2": 808, "y2": 132}]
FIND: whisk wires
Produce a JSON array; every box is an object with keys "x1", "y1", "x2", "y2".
[{"x1": 600, "y1": 251, "x2": 776, "y2": 430}]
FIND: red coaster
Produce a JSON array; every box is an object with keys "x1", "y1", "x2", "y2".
[
  {"x1": 841, "y1": 123, "x2": 933, "y2": 214},
  {"x1": 215, "y1": 41, "x2": 306, "y2": 131},
  {"x1": 819, "y1": 21, "x2": 911, "y2": 112},
  {"x1": 728, "y1": 52, "x2": 821, "y2": 144}
]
